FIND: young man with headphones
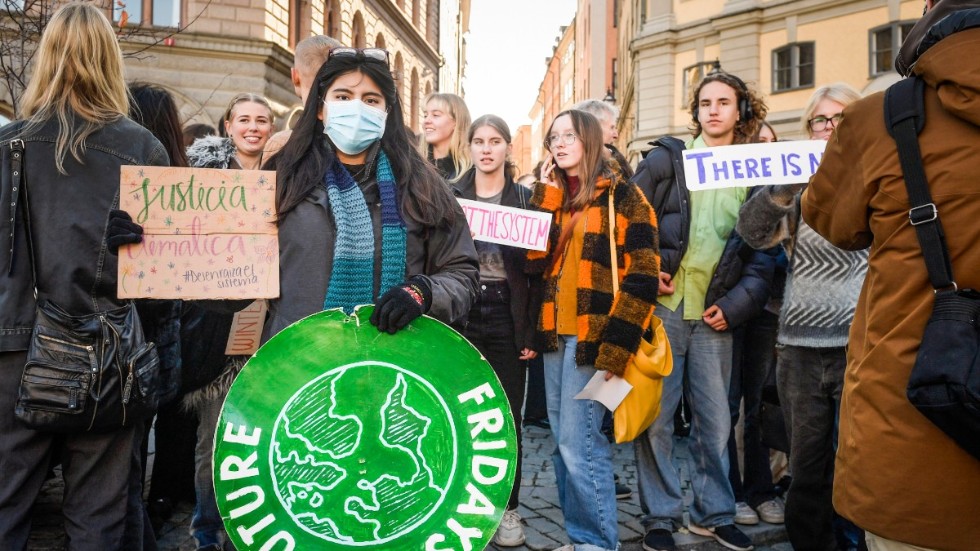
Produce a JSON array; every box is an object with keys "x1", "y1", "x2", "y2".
[{"x1": 629, "y1": 72, "x2": 775, "y2": 551}]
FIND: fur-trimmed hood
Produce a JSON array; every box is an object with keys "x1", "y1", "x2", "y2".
[{"x1": 186, "y1": 135, "x2": 237, "y2": 169}]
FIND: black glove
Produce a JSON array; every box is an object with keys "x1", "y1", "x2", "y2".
[
  {"x1": 370, "y1": 276, "x2": 432, "y2": 334},
  {"x1": 107, "y1": 209, "x2": 144, "y2": 255}
]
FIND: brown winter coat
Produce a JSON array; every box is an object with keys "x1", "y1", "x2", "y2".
[{"x1": 801, "y1": 21, "x2": 980, "y2": 551}]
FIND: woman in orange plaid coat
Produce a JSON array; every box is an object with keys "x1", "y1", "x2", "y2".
[{"x1": 527, "y1": 109, "x2": 660, "y2": 551}]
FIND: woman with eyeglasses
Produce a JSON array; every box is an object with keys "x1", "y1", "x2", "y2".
[
  {"x1": 264, "y1": 46, "x2": 478, "y2": 341},
  {"x1": 451, "y1": 114, "x2": 539, "y2": 547},
  {"x1": 420, "y1": 92, "x2": 472, "y2": 181},
  {"x1": 527, "y1": 110, "x2": 660, "y2": 551},
  {"x1": 735, "y1": 83, "x2": 868, "y2": 551}
]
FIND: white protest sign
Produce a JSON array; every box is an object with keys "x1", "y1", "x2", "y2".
[
  {"x1": 457, "y1": 198, "x2": 553, "y2": 251},
  {"x1": 682, "y1": 140, "x2": 827, "y2": 191}
]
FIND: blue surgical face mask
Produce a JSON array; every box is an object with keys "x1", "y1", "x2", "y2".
[{"x1": 322, "y1": 99, "x2": 387, "y2": 155}]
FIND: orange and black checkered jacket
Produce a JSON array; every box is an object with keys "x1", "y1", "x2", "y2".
[{"x1": 526, "y1": 161, "x2": 660, "y2": 376}]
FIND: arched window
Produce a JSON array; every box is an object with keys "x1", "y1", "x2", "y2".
[
  {"x1": 410, "y1": 68, "x2": 420, "y2": 131},
  {"x1": 375, "y1": 33, "x2": 385, "y2": 49},
  {"x1": 352, "y1": 11, "x2": 366, "y2": 49},
  {"x1": 393, "y1": 52, "x2": 405, "y2": 103},
  {"x1": 324, "y1": 0, "x2": 340, "y2": 39},
  {"x1": 412, "y1": 0, "x2": 420, "y2": 27}
]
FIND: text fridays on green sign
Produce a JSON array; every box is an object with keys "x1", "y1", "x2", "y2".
[{"x1": 213, "y1": 306, "x2": 518, "y2": 551}]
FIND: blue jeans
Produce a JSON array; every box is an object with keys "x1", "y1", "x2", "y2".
[
  {"x1": 544, "y1": 335, "x2": 619, "y2": 551},
  {"x1": 191, "y1": 390, "x2": 228, "y2": 549},
  {"x1": 635, "y1": 301, "x2": 735, "y2": 531}
]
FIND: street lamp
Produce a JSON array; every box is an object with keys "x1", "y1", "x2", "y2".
[{"x1": 603, "y1": 88, "x2": 615, "y2": 103}]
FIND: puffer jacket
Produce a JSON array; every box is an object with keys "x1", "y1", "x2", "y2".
[
  {"x1": 631, "y1": 137, "x2": 775, "y2": 329},
  {"x1": 802, "y1": 8, "x2": 980, "y2": 548},
  {"x1": 0, "y1": 117, "x2": 168, "y2": 352}
]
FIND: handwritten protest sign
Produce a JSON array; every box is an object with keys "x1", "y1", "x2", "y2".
[
  {"x1": 457, "y1": 198, "x2": 553, "y2": 251},
  {"x1": 682, "y1": 140, "x2": 828, "y2": 191},
  {"x1": 118, "y1": 166, "x2": 279, "y2": 300}
]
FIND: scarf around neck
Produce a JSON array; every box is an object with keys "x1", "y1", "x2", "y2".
[{"x1": 322, "y1": 149, "x2": 407, "y2": 313}]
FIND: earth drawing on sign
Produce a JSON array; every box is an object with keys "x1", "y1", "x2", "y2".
[{"x1": 269, "y1": 361, "x2": 457, "y2": 545}]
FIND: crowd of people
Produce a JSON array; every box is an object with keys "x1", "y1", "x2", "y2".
[{"x1": 0, "y1": 1, "x2": 978, "y2": 551}]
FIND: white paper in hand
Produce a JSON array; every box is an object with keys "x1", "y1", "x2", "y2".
[{"x1": 574, "y1": 372, "x2": 633, "y2": 412}]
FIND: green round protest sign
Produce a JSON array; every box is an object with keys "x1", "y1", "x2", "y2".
[{"x1": 213, "y1": 306, "x2": 517, "y2": 551}]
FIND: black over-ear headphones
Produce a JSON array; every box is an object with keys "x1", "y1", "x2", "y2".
[
  {"x1": 728, "y1": 73, "x2": 755, "y2": 123},
  {"x1": 691, "y1": 72, "x2": 755, "y2": 124}
]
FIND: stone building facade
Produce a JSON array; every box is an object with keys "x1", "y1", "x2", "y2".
[
  {"x1": 615, "y1": 0, "x2": 923, "y2": 162},
  {"x1": 1, "y1": 0, "x2": 466, "y2": 132}
]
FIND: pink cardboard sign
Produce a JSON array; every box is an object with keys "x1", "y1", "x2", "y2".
[{"x1": 117, "y1": 166, "x2": 279, "y2": 299}]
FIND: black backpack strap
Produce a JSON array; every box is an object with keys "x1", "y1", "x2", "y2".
[{"x1": 884, "y1": 76, "x2": 956, "y2": 290}]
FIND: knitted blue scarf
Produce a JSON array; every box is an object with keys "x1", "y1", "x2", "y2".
[{"x1": 323, "y1": 150, "x2": 407, "y2": 313}]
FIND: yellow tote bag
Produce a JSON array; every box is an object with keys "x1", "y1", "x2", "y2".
[{"x1": 606, "y1": 190, "x2": 673, "y2": 444}]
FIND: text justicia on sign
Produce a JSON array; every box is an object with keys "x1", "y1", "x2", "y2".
[{"x1": 137, "y1": 175, "x2": 249, "y2": 223}]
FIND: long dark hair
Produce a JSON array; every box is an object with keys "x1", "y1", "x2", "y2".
[
  {"x1": 128, "y1": 82, "x2": 189, "y2": 167},
  {"x1": 545, "y1": 110, "x2": 608, "y2": 211},
  {"x1": 271, "y1": 53, "x2": 456, "y2": 227}
]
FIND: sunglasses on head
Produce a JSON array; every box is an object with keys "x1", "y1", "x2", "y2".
[{"x1": 328, "y1": 47, "x2": 390, "y2": 67}]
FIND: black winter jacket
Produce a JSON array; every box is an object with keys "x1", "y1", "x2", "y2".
[
  {"x1": 453, "y1": 169, "x2": 541, "y2": 350},
  {"x1": 631, "y1": 136, "x2": 775, "y2": 328},
  {"x1": 0, "y1": 117, "x2": 169, "y2": 352}
]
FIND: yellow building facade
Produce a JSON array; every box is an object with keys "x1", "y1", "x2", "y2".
[{"x1": 617, "y1": 0, "x2": 923, "y2": 161}]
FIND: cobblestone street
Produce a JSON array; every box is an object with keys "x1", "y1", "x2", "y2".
[{"x1": 27, "y1": 422, "x2": 787, "y2": 550}]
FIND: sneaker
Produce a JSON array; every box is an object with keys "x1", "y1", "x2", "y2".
[
  {"x1": 688, "y1": 523, "x2": 754, "y2": 551},
  {"x1": 551, "y1": 546, "x2": 574, "y2": 551},
  {"x1": 734, "y1": 501, "x2": 759, "y2": 525},
  {"x1": 755, "y1": 499, "x2": 785, "y2": 524},
  {"x1": 493, "y1": 509, "x2": 526, "y2": 547},
  {"x1": 615, "y1": 481, "x2": 633, "y2": 500},
  {"x1": 642, "y1": 528, "x2": 677, "y2": 551}
]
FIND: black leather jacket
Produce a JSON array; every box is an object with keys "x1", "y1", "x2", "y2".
[
  {"x1": 631, "y1": 136, "x2": 775, "y2": 329},
  {"x1": 0, "y1": 117, "x2": 168, "y2": 352}
]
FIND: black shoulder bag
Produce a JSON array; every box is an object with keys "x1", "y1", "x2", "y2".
[
  {"x1": 8, "y1": 138, "x2": 160, "y2": 433},
  {"x1": 885, "y1": 77, "x2": 980, "y2": 461}
]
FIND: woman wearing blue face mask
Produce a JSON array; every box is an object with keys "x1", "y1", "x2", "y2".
[{"x1": 263, "y1": 47, "x2": 479, "y2": 340}]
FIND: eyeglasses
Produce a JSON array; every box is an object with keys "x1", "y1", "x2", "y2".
[
  {"x1": 546, "y1": 132, "x2": 578, "y2": 148},
  {"x1": 328, "y1": 47, "x2": 390, "y2": 66},
  {"x1": 808, "y1": 113, "x2": 843, "y2": 132}
]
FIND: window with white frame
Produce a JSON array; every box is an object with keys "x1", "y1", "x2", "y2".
[
  {"x1": 772, "y1": 42, "x2": 814, "y2": 92},
  {"x1": 682, "y1": 61, "x2": 720, "y2": 105},
  {"x1": 870, "y1": 21, "x2": 915, "y2": 76},
  {"x1": 113, "y1": 0, "x2": 181, "y2": 27}
]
